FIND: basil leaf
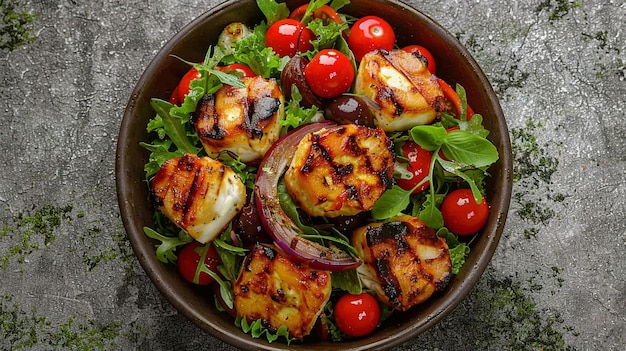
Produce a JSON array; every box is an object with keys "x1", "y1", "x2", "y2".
[
  {"x1": 441, "y1": 129, "x2": 499, "y2": 168},
  {"x1": 409, "y1": 125, "x2": 448, "y2": 151},
  {"x1": 371, "y1": 185, "x2": 412, "y2": 220},
  {"x1": 418, "y1": 201, "x2": 444, "y2": 229}
]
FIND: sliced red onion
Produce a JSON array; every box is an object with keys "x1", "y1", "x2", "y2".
[{"x1": 254, "y1": 121, "x2": 361, "y2": 272}]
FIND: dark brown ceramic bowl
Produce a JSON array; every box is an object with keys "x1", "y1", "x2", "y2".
[{"x1": 116, "y1": 0, "x2": 512, "y2": 349}]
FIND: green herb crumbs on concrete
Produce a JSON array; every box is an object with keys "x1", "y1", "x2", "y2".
[
  {"x1": 510, "y1": 121, "x2": 567, "y2": 229},
  {"x1": 492, "y1": 52, "x2": 530, "y2": 98},
  {"x1": 0, "y1": 204, "x2": 74, "y2": 269},
  {"x1": 457, "y1": 268, "x2": 578, "y2": 351},
  {"x1": 75, "y1": 222, "x2": 137, "y2": 286},
  {"x1": 0, "y1": 0, "x2": 36, "y2": 51},
  {"x1": 0, "y1": 294, "x2": 49, "y2": 349},
  {"x1": 52, "y1": 317, "x2": 121, "y2": 351},
  {"x1": 582, "y1": 30, "x2": 625, "y2": 80},
  {"x1": 535, "y1": 0, "x2": 580, "y2": 22},
  {"x1": 0, "y1": 294, "x2": 121, "y2": 350}
]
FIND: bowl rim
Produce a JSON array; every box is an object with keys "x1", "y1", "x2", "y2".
[{"x1": 116, "y1": 0, "x2": 512, "y2": 349}]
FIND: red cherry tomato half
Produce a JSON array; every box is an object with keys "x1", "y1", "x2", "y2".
[
  {"x1": 304, "y1": 49, "x2": 355, "y2": 99},
  {"x1": 218, "y1": 63, "x2": 256, "y2": 77},
  {"x1": 265, "y1": 18, "x2": 315, "y2": 57},
  {"x1": 441, "y1": 188, "x2": 489, "y2": 236},
  {"x1": 402, "y1": 45, "x2": 437, "y2": 74},
  {"x1": 396, "y1": 140, "x2": 433, "y2": 194},
  {"x1": 437, "y1": 78, "x2": 475, "y2": 120},
  {"x1": 289, "y1": 4, "x2": 342, "y2": 24},
  {"x1": 348, "y1": 16, "x2": 396, "y2": 62},
  {"x1": 173, "y1": 66, "x2": 202, "y2": 105},
  {"x1": 177, "y1": 241, "x2": 221, "y2": 285},
  {"x1": 334, "y1": 292, "x2": 381, "y2": 337}
]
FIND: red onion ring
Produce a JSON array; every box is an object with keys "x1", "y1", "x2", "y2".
[{"x1": 254, "y1": 121, "x2": 361, "y2": 272}]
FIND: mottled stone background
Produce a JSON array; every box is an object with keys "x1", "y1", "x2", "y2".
[{"x1": 0, "y1": 0, "x2": 624, "y2": 350}]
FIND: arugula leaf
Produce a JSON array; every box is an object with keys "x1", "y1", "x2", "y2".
[
  {"x1": 437, "y1": 158, "x2": 480, "y2": 199},
  {"x1": 142, "y1": 227, "x2": 192, "y2": 263},
  {"x1": 436, "y1": 227, "x2": 470, "y2": 275},
  {"x1": 150, "y1": 99, "x2": 200, "y2": 155},
  {"x1": 207, "y1": 68, "x2": 245, "y2": 88},
  {"x1": 256, "y1": 0, "x2": 289, "y2": 25},
  {"x1": 331, "y1": 269, "x2": 362, "y2": 295},
  {"x1": 218, "y1": 152, "x2": 258, "y2": 190},
  {"x1": 140, "y1": 139, "x2": 185, "y2": 180},
  {"x1": 329, "y1": 0, "x2": 351, "y2": 11},
  {"x1": 214, "y1": 224, "x2": 246, "y2": 283},
  {"x1": 277, "y1": 179, "x2": 320, "y2": 235}
]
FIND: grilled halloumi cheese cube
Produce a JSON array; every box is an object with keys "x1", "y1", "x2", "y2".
[
  {"x1": 352, "y1": 215, "x2": 451, "y2": 311},
  {"x1": 354, "y1": 49, "x2": 447, "y2": 132},
  {"x1": 284, "y1": 124, "x2": 394, "y2": 218},
  {"x1": 193, "y1": 76, "x2": 284, "y2": 163},
  {"x1": 150, "y1": 154, "x2": 246, "y2": 243},
  {"x1": 233, "y1": 244, "x2": 332, "y2": 339}
]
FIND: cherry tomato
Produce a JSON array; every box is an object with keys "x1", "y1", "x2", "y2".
[
  {"x1": 265, "y1": 18, "x2": 315, "y2": 57},
  {"x1": 348, "y1": 16, "x2": 396, "y2": 62},
  {"x1": 334, "y1": 292, "x2": 381, "y2": 337},
  {"x1": 396, "y1": 140, "x2": 433, "y2": 194},
  {"x1": 218, "y1": 63, "x2": 256, "y2": 77},
  {"x1": 437, "y1": 78, "x2": 475, "y2": 120},
  {"x1": 177, "y1": 241, "x2": 221, "y2": 285},
  {"x1": 173, "y1": 65, "x2": 202, "y2": 105},
  {"x1": 169, "y1": 86, "x2": 180, "y2": 105},
  {"x1": 402, "y1": 45, "x2": 437, "y2": 74},
  {"x1": 304, "y1": 49, "x2": 354, "y2": 99},
  {"x1": 441, "y1": 188, "x2": 489, "y2": 236},
  {"x1": 289, "y1": 4, "x2": 343, "y2": 24}
]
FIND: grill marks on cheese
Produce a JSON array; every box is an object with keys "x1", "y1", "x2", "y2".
[
  {"x1": 354, "y1": 49, "x2": 447, "y2": 132},
  {"x1": 352, "y1": 215, "x2": 451, "y2": 311},
  {"x1": 285, "y1": 124, "x2": 395, "y2": 218},
  {"x1": 193, "y1": 76, "x2": 284, "y2": 162},
  {"x1": 234, "y1": 244, "x2": 332, "y2": 339},
  {"x1": 150, "y1": 154, "x2": 246, "y2": 243}
]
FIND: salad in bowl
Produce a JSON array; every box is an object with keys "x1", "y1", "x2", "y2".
[{"x1": 117, "y1": 0, "x2": 512, "y2": 349}]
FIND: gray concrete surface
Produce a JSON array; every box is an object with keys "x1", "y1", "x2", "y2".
[{"x1": 0, "y1": 0, "x2": 624, "y2": 350}]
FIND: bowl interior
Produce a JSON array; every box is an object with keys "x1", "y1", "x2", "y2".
[{"x1": 116, "y1": 0, "x2": 512, "y2": 350}]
